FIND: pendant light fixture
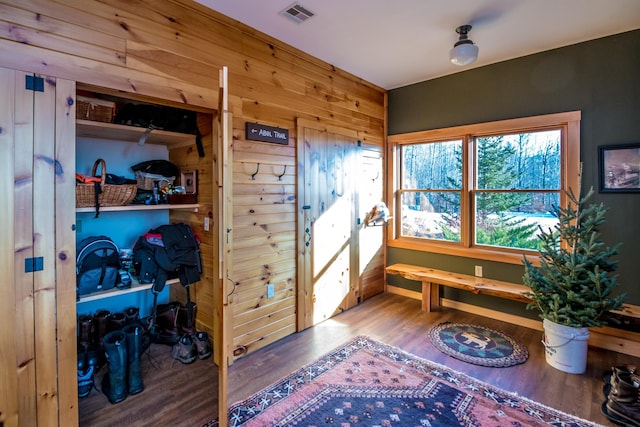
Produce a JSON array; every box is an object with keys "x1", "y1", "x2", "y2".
[{"x1": 450, "y1": 25, "x2": 479, "y2": 66}]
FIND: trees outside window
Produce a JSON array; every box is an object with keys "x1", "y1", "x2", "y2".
[{"x1": 389, "y1": 112, "x2": 581, "y2": 264}]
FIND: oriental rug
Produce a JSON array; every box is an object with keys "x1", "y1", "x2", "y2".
[
  {"x1": 428, "y1": 322, "x2": 529, "y2": 367},
  {"x1": 204, "y1": 336, "x2": 600, "y2": 427}
]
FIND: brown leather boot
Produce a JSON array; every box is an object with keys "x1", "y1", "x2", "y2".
[
  {"x1": 77, "y1": 314, "x2": 93, "y2": 352},
  {"x1": 151, "y1": 302, "x2": 180, "y2": 345},
  {"x1": 605, "y1": 368, "x2": 640, "y2": 426},
  {"x1": 177, "y1": 302, "x2": 197, "y2": 335},
  {"x1": 93, "y1": 309, "x2": 111, "y2": 348}
]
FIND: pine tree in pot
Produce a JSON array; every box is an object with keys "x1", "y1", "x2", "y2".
[{"x1": 523, "y1": 185, "x2": 625, "y2": 374}]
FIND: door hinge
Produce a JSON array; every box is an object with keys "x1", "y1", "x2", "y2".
[
  {"x1": 25, "y1": 257, "x2": 44, "y2": 273},
  {"x1": 25, "y1": 75, "x2": 44, "y2": 92}
]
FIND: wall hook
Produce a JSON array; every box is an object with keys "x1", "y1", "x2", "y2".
[
  {"x1": 277, "y1": 165, "x2": 287, "y2": 181},
  {"x1": 251, "y1": 163, "x2": 260, "y2": 180}
]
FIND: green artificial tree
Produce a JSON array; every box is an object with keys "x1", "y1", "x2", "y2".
[{"x1": 523, "y1": 185, "x2": 625, "y2": 328}]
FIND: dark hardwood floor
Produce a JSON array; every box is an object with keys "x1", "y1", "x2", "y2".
[{"x1": 79, "y1": 293, "x2": 633, "y2": 426}]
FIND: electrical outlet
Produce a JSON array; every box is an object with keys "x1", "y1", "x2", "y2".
[
  {"x1": 475, "y1": 265, "x2": 483, "y2": 277},
  {"x1": 267, "y1": 283, "x2": 275, "y2": 298},
  {"x1": 204, "y1": 217, "x2": 210, "y2": 231}
]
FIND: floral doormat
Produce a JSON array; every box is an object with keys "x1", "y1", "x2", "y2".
[
  {"x1": 429, "y1": 322, "x2": 529, "y2": 367},
  {"x1": 204, "y1": 336, "x2": 598, "y2": 427}
]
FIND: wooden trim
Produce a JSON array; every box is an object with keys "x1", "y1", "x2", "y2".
[
  {"x1": 388, "y1": 111, "x2": 582, "y2": 143},
  {"x1": 1, "y1": 65, "x2": 19, "y2": 427},
  {"x1": 54, "y1": 77, "x2": 78, "y2": 427},
  {"x1": 218, "y1": 66, "x2": 231, "y2": 427},
  {"x1": 33, "y1": 72, "x2": 58, "y2": 423}
]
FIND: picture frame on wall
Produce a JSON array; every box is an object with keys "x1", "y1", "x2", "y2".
[{"x1": 599, "y1": 143, "x2": 640, "y2": 193}]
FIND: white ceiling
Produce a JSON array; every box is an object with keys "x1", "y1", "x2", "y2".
[{"x1": 194, "y1": 0, "x2": 640, "y2": 90}]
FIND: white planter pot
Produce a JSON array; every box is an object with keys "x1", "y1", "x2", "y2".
[{"x1": 542, "y1": 318, "x2": 590, "y2": 374}]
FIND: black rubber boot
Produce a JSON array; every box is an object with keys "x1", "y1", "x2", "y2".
[
  {"x1": 108, "y1": 311, "x2": 127, "y2": 332},
  {"x1": 124, "y1": 307, "x2": 140, "y2": 325},
  {"x1": 122, "y1": 323, "x2": 144, "y2": 395},
  {"x1": 101, "y1": 330, "x2": 127, "y2": 404}
]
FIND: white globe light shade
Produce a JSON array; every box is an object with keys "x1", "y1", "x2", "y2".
[{"x1": 450, "y1": 43, "x2": 479, "y2": 66}]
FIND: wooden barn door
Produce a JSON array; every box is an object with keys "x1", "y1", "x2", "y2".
[
  {"x1": 297, "y1": 120, "x2": 360, "y2": 329},
  {"x1": 0, "y1": 67, "x2": 77, "y2": 426}
]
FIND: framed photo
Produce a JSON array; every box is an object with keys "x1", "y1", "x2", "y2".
[{"x1": 599, "y1": 143, "x2": 640, "y2": 192}]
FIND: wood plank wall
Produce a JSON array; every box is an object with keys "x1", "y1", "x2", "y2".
[{"x1": 0, "y1": 0, "x2": 386, "y2": 418}]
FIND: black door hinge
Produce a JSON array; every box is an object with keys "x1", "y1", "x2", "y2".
[
  {"x1": 25, "y1": 257, "x2": 44, "y2": 273},
  {"x1": 25, "y1": 75, "x2": 44, "y2": 92}
]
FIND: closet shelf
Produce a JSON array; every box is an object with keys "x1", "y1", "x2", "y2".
[
  {"x1": 77, "y1": 278, "x2": 178, "y2": 303},
  {"x1": 76, "y1": 204, "x2": 199, "y2": 213},
  {"x1": 76, "y1": 119, "x2": 196, "y2": 148}
]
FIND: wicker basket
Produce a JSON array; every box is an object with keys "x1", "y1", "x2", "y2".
[
  {"x1": 76, "y1": 96, "x2": 115, "y2": 123},
  {"x1": 76, "y1": 159, "x2": 137, "y2": 208}
]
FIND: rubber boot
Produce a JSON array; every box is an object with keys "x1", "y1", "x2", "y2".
[
  {"x1": 122, "y1": 323, "x2": 144, "y2": 395},
  {"x1": 605, "y1": 368, "x2": 640, "y2": 426},
  {"x1": 177, "y1": 302, "x2": 197, "y2": 335},
  {"x1": 108, "y1": 312, "x2": 127, "y2": 332},
  {"x1": 101, "y1": 330, "x2": 127, "y2": 404},
  {"x1": 77, "y1": 314, "x2": 93, "y2": 352},
  {"x1": 124, "y1": 307, "x2": 140, "y2": 325}
]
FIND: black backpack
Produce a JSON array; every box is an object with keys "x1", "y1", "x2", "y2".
[{"x1": 76, "y1": 236, "x2": 121, "y2": 296}]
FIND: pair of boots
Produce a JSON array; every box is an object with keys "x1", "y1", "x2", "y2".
[
  {"x1": 151, "y1": 301, "x2": 197, "y2": 345},
  {"x1": 78, "y1": 307, "x2": 149, "y2": 398},
  {"x1": 171, "y1": 331, "x2": 212, "y2": 364},
  {"x1": 77, "y1": 307, "x2": 145, "y2": 399},
  {"x1": 79, "y1": 307, "x2": 141, "y2": 350},
  {"x1": 101, "y1": 323, "x2": 145, "y2": 404},
  {"x1": 603, "y1": 365, "x2": 640, "y2": 426}
]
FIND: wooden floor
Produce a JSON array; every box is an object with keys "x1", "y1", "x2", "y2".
[{"x1": 79, "y1": 292, "x2": 632, "y2": 426}]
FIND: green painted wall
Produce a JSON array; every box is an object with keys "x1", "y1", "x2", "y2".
[{"x1": 387, "y1": 30, "x2": 640, "y2": 310}]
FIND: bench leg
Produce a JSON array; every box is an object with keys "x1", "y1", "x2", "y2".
[{"x1": 421, "y1": 280, "x2": 440, "y2": 312}]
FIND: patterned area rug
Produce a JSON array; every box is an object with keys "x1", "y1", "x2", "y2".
[
  {"x1": 429, "y1": 322, "x2": 529, "y2": 367},
  {"x1": 204, "y1": 336, "x2": 599, "y2": 427}
]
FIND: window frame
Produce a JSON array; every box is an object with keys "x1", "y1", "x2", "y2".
[{"x1": 386, "y1": 111, "x2": 581, "y2": 265}]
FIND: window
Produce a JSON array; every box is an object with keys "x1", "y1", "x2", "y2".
[{"x1": 388, "y1": 112, "x2": 581, "y2": 264}]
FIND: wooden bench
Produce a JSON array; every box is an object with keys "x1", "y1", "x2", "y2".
[{"x1": 385, "y1": 263, "x2": 532, "y2": 312}]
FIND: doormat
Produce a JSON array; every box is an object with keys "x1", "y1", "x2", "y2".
[
  {"x1": 204, "y1": 336, "x2": 599, "y2": 427},
  {"x1": 428, "y1": 322, "x2": 529, "y2": 367}
]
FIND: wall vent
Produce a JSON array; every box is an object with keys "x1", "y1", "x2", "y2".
[{"x1": 280, "y1": 2, "x2": 315, "y2": 24}]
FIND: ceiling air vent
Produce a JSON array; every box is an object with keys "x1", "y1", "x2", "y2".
[{"x1": 280, "y1": 2, "x2": 315, "y2": 24}]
